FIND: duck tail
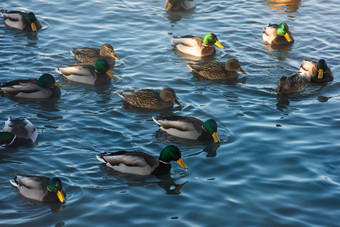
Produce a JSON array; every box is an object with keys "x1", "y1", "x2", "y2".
[
  {"x1": 152, "y1": 116, "x2": 161, "y2": 127},
  {"x1": 9, "y1": 176, "x2": 18, "y2": 188},
  {"x1": 96, "y1": 154, "x2": 107, "y2": 163}
]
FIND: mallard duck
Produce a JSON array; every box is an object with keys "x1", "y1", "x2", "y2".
[
  {"x1": 299, "y1": 59, "x2": 334, "y2": 83},
  {"x1": 56, "y1": 59, "x2": 114, "y2": 86},
  {"x1": 262, "y1": 22, "x2": 294, "y2": 46},
  {"x1": 153, "y1": 116, "x2": 220, "y2": 143},
  {"x1": 0, "y1": 117, "x2": 38, "y2": 147},
  {"x1": 2, "y1": 11, "x2": 42, "y2": 32},
  {"x1": 10, "y1": 174, "x2": 65, "y2": 203},
  {"x1": 96, "y1": 145, "x2": 188, "y2": 176},
  {"x1": 116, "y1": 88, "x2": 181, "y2": 110},
  {"x1": 70, "y1": 43, "x2": 119, "y2": 67},
  {"x1": 187, "y1": 58, "x2": 246, "y2": 80},
  {"x1": 172, "y1": 33, "x2": 224, "y2": 57},
  {"x1": 276, "y1": 73, "x2": 306, "y2": 95},
  {"x1": 165, "y1": 0, "x2": 196, "y2": 12},
  {"x1": 0, "y1": 74, "x2": 62, "y2": 100}
]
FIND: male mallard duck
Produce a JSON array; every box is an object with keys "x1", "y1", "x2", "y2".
[
  {"x1": 187, "y1": 58, "x2": 246, "y2": 80},
  {"x1": 56, "y1": 59, "x2": 114, "y2": 86},
  {"x1": 0, "y1": 117, "x2": 38, "y2": 147},
  {"x1": 262, "y1": 22, "x2": 294, "y2": 46},
  {"x1": 70, "y1": 43, "x2": 119, "y2": 67},
  {"x1": 165, "y1": 0, "x2": 196, "y2": 12},
  {"x1": 116, "y1": 88, "x2": 181, "y2": 110},
  {"x1": 172, "y1": 33, "x2": 224, "y2": 57},
  {"x1": 2, "y1": 11, "x2": 42, "y2": 31},
  {"x1": 276, "y1": 73, "x2": 306, "y2": 95},
  {"x1": 10, "y1": 174, "x2": 65, "y2": 203},
  {"x1": 0, "y1": 73, "x2": 62, "y2": 100},
  {"x1": 96, "y1": 145, "x2": 188, "y2": 176},
  {"x1": 153, "y1": 116, "x2": 220, "y2": 143},
  {"x1": 299, "y1": 59, "x2": 334, "y2": 83}
]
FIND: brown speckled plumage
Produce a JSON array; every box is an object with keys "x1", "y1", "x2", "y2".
[
  {"x1": 116, "y1": 88, "x2": 181, "y2": 110},
  {"x1": 276, "y1": 73, "x2": 306, "y2": 95}
]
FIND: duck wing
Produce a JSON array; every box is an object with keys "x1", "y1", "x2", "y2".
[
  {"x1": 10, "y1": 175, "x2": 49, "y2": 201},
  {"x1": 70, "y1": 47, "x2": 100, "y2": 65},
  {"x1": 97, "y1": 151, "x2": 159, "y2": 175},
  {"x1": 188, "y1": 61, "x2": 225, "y2": 79},
  {"x1": 116, "y1": 89, "x2": 169, "y2": 109},
  {"x1": 0, "y1": 79, "x2": 50, "y2": 98},
  {"x1": 57, "y1": 64, "x2": 97, "y2": 85}
]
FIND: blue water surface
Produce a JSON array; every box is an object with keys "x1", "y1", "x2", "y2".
[{"x1": 0, "y1": 0, "x2": 339, "y2": 226}]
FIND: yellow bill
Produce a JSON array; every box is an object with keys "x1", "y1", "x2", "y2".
[
  {"x1": 284, "y1": 33, "x2": 292, "y2": 42},
  {"x1": 214, "y1": 40, "x2": 224, "y2": 49},
  {"x1": 212, "y1": 132, "x2": 220, "y2": 143},
  {"x1": 31, "y1": 23, "x2": 37, "y2": 32},
  {"x1": 166, "y1": 3, "x2": 173, "y2": 11},
  {"x1": 57, "y1": 190, "x2": 65, "y2": 203},
  {"x1": 111, "y1": 52, "x2": 120, "y2": 60},
  {"x1": 106, "y1": 69, "x2": 114, "y2": 79},
  {"x1": 54, "y1": 82, "x2": 63, "y2": 87},
  {"x1": 318, "y1": 68, "x2": 324, "y2": 79},
  {"x1": 177, "y1": 158, "x2": 188, "y2": 169}
]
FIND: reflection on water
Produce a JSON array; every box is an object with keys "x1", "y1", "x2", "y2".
[{"x1": 265, "y1": 0, "x2": 301, "y2": 13}]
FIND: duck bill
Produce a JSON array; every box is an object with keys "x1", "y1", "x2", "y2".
[
  {"x1": 175, "y1": 99, "x2": 181, "y2": 107},
  {"x1": 238, "y1": 67, "x2": 247, "y2": 74},
  {"x1": 318, "y1": 68, "x2": 324, "y2": 79},
  {"x1": 54, "y1": 82, "x2": 63, "y2": 87},
  {"x1": 214, "y1": 40, "x2": 224, "y2": 49},
  {"x1": 212, "y1": 132, "x2": 220, "y2": 143},
  {"x1": 166, "y1": 3, "x2": 173, "y2": 11},
  {"x1": 284, "y1": 33, "x2": 292, "y2": 42},
  {"x1": 177, "y1": 158, "x2": 188, "y2": 169},
  {"x1": 57, "y1": 190, "x2": 65, "y2": 203},
  {"x1": 106, "y1": 70, "x2": 115, "y2": 79},
  {"x1": 31, "y1": 23, "x2": 37, "y2": 32},
  {"x1": 111, "y1": 52, "x2": 120, "y2": 60}
]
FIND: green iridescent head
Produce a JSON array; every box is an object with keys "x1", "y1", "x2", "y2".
[
  {"x1": 317, "y1": 59, "x2": 327, "y2": 79},
  {"x1": 159, "y1": 145, "x2": 188, "y2": 169},
  {"x1": 47, "y1": 177, "x2": 65, "y2": 203},
  {"x1": 0, "y1": 132, "x2": 15, "y2": 145},
  {"x1": 202, "y1": 119, "x2": 220, "y2": 143},
  {"x1": 203, "y1": 33, "x2": 224, "y2": 49},
  {"x1": 37, "y1": 74, "x2": 62, "y2": 88},
  {"x1": 277, "y1": 23, "x2": 292, "y2": 42},
  {"x1": 95, "y1": 60, "x2": 114, "y2": 79},
  {"x1": 25, "y1": 12, "x2": 38, "y2": 31}
]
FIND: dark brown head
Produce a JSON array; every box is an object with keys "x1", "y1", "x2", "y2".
[
  {"x1": 100, "y1": 43, "x2": 119, "y2": 60},
  {"x1": 160, "y1": 88, "x2": 181, "y2": 106},
  {"x1": 225, "y1": 59, "x2": 246, "y2": 74}
]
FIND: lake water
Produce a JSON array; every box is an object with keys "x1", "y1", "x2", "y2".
[{"x1": 0, "y1": 0, "x2": 339, "y2": 226}]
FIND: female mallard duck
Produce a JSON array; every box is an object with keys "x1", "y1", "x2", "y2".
[
  {"x1": 153, "y1": 116, "x2": 220, "y2": 143},
  {"x1": 299, "y1": 59, "x2": 334, "y2": 83},
  {"x1": 56, "y1": 59, "x2": 114, "y2": 86},
  {"x1": 276, "y1": 73, "x2": 306, "y2": 95},
  {"x1": 0, "y1": 117, "x2": 38, "y2": 147},
  {"x1": 165, "y1": 0, "x2": 196, "y2": 12},
  {"x1": 2, "y1": 11, "x2": 42, "y2": 32},
  {"x1": 172, "y1": 33, "x2": 224, "y2": 57},
  {"x1": 116, "y1": 88, "x2": 181, "y2": 110},
  {"x1": 70, "y1": 43, "x2": 119, "y2": 67},
  {"x1": 10, "y1": 175, "x2": 65, "y2": 203},
  {"x1": 0, "y1": 73, "x2": 62, "y2": 100},
  {"x1": 187, "y1": 58, "x2": 246, "y2": 80},
  {"x1": 96, "y1": 145, "x2": 188, "y2": 176},
  {"x1": 262, "y1": 22, "x2": 294, "y2": 46}
]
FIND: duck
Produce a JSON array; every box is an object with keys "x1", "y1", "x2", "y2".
[
  {"x1": 70, "y1": 43, "x2": 119, "y2": 67},
  {"x1": 0, "y1": 73, "x2": 62, "y2": 100},
  {"x1": 276, "y1": 73, "x2": 306, "y2": 95},
  {"x1": 2, "y1": 11, "x2": 42, "y2": 32},
  {"x1": 187, "y1": 58, "x2": 246, "y2": 80},
  {"x1": 10, "y1": 174, "x2": 65, "y2": 203},
  {"x1": 172, "y1": 33, "x2": 224, "y2": 57},
  {"x1": 116, "y1": 88, "x2": 181, "y2": 110},
  {"x1": 165, "y1": 0, "x2": 196, "y2": 12},
  {"x1": 299, "y1": 59, "x2": 334, "y2": 83},
  {"x1": 262, "y1": 22, "x2": 294, "y2": 46},
  {"x1": 96, "y1": 145, "x2": 188, "y2": 176},
  {"x1": 153, "y1": 116, "x2": 220, "y2": 143},
  {"x1": 0, "y1": 117, "x2": 38, "y2": 147},
  {"x1": 56, "y1": 59, "x2": 114, "y2": 86}
]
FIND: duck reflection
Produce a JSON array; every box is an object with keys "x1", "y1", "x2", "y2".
[{"x1": 265, "y1": 0, "x2": 301, "y2": 14}]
